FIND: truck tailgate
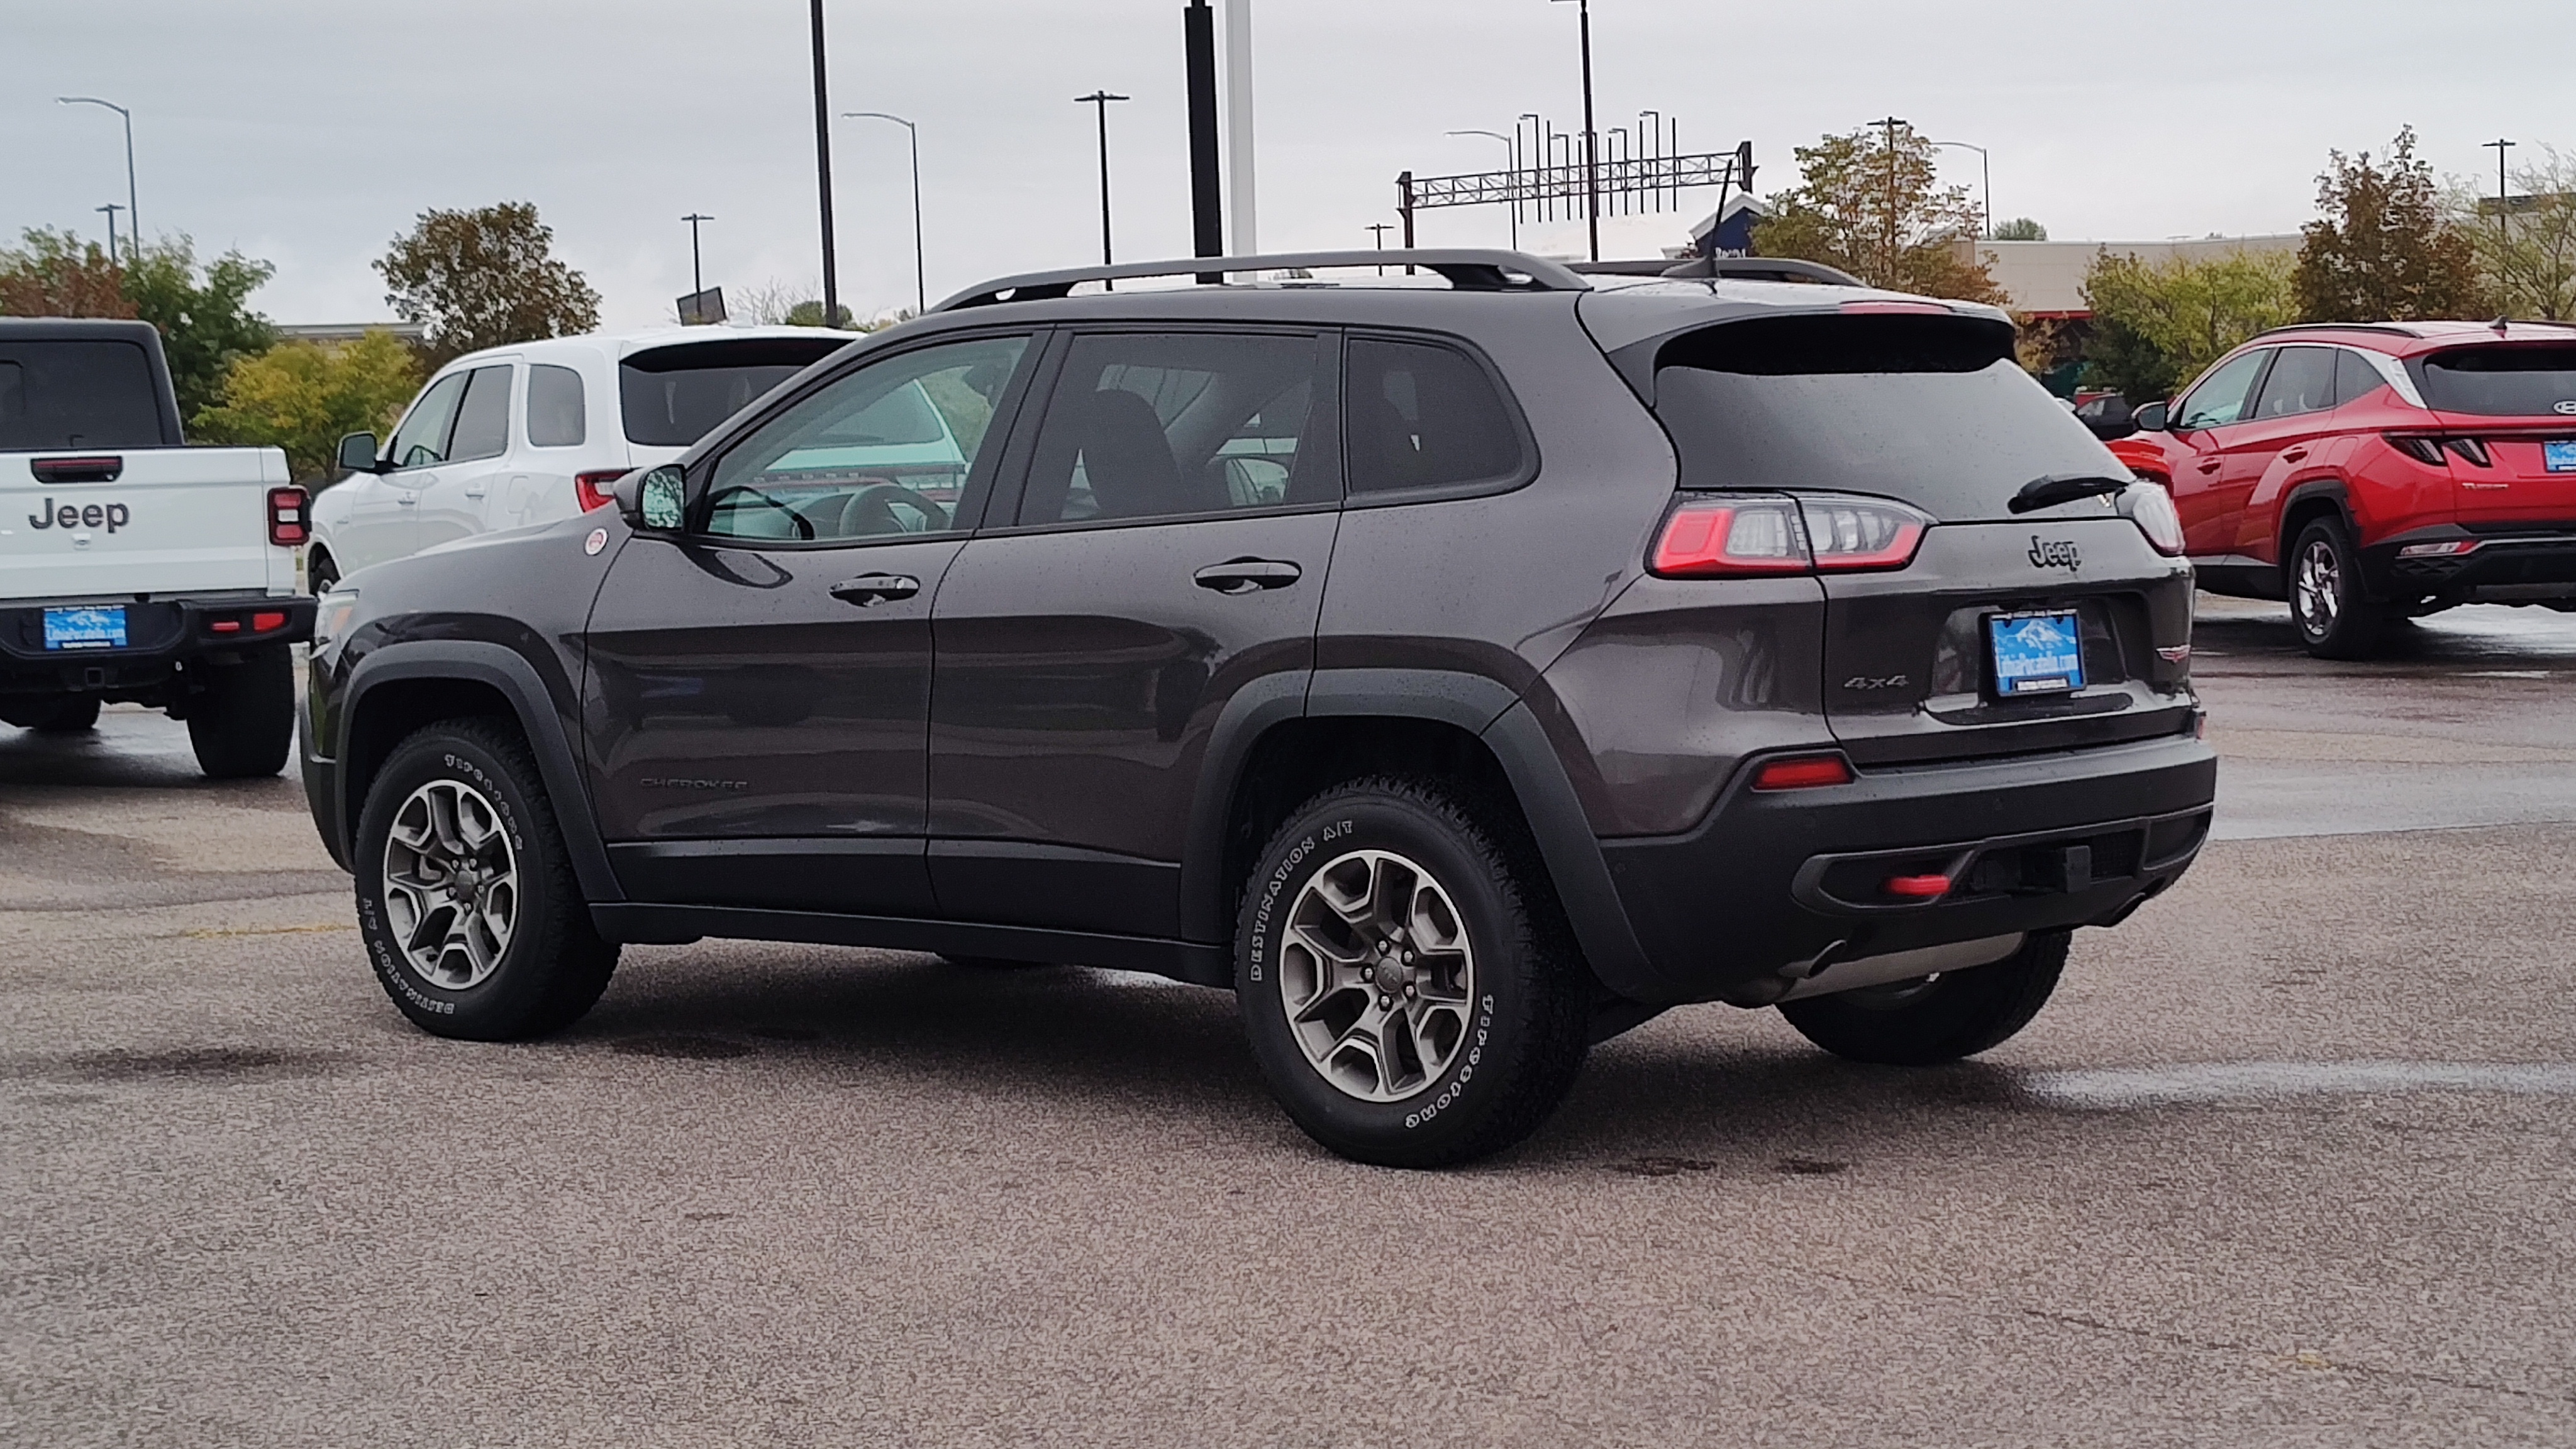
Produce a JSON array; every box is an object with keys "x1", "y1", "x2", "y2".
[{"x1": 1, "y1": 447, "x2": 294, "y2": 601}]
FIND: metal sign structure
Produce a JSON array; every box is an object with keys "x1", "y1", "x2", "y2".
[{"x1": 1397, "y1": 140, "x2": 1755, "y2": 252}]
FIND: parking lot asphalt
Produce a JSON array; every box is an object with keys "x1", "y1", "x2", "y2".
[{"x1": 4, "y1": 598, "x2": 2573, "y2": 1446}]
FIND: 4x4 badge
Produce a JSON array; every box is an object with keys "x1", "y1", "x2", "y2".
[{"x1": 2029, "y1": 536, "x2": 2082, "y2": 571}]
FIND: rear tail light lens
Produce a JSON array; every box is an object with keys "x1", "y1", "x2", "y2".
[
  {"x1": 1801, "y1": 498, "x2": 1929, "y2": 571},
  {"x1": 1649, "y1": 494, "x2": 1929, "y2": 578},
  {"x1": 1752, "y1": 754, "x2": 1855, "y2": 791},
  {"x1": 2443, "y1": 436, "x2": 2493, "y2": 468},
  {"x1": 575, "y1": 470, "x2": 628, "y2": 513},
  {"x1": 2118, "y1": 480, "x2": 2185, "y2": 555},
  {"x1": 2385, "y1": 434, "x2": 2449, "y2": 466},
  {"x1": 267, "y1": 486, "x2": 309, "y2": 546}
]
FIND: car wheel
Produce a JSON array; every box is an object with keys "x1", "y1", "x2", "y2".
[
  {"x1": 1776, "y1": 931, "x2": 2069, "y2": 1066},
  {"x1": 353, "y1": 719, "x2": 616, "y2": 1040},
  {"x1": 2288, "y1": 516, "x2": 2383, "y2": 660},
  {"x1": 186, "y1": 644, "x2": 294, "y2": 779},
  {"x1": 1236, "y1": 777, "x2": 1591, "y2": 1169},
  {"x1": 11, "y1": 694, "x2": 103, "y2": 733},
  {"x1": 308, "y1": 550, "x2": 340, "y2": 595}
]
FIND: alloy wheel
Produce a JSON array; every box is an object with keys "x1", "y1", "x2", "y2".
[
  {"x1": 381, "y1": 779, "x2": 519, "y2": 991},
  {"x1": 2294, "y1": 538, "x2": 2342, "y2": 638},
  {"x1": 1278, "y1": 848, "x2": 1477, "y2": 1103}
]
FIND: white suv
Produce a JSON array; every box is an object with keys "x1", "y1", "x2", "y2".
[{"x1": 308, "y1": 326, "x2": 859, "y2": 589}]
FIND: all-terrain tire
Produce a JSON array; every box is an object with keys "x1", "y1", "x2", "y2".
[
  {"x1": 1776, "y1": 930, "x2": 2070, "y2": 1066},
  {"x1": 1236, "y1": 776, "x2": 1592, "y2": 1169},
  {"x1": 308, "y1": 550, "x2": 341, "y2": 596},
  {"x1": 186, "y1": 645, "x2": 295, "y2": 779},
  {"x1": 353, "y1": 719, "x2": 617, "y2": 1040},
  {"x1": 2289, "y1": 515, "x2": 2384, "y2": 660}
]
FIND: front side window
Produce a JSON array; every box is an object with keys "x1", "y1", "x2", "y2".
[
  {"x1": 1345, "y1": 336, "x2": 1526, "y2": 494},
  {"x1": 1018, "y1": 331, "x2": 1331, "y2": 526},
  {"x1": 700, "y1": 333, "x2": 1030, "y2": 543},
  {"x1": 528, "y1": 364, "x2": 586, "y2": 447},
  {"x1": 2251, "y1": 346, "x2": 2338, "y2": 419},
  {"x1": 447, "y1": 365, "x2": 514, "y2": 463},
  {"x1": 2173, "y1": 349, "x2": 2270, "y2": 431},
  {"x1": 387, "y1": 371, "x2": 470, "y2": 470}
]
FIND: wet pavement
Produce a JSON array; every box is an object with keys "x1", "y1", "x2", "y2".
[{"x1": 4, "y1": 597, "x2": 2574, "y2": 1445}]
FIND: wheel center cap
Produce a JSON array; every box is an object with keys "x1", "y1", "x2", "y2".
[{"x1": 1373, "y1": 958, "x2": 1407, "y2": 994}]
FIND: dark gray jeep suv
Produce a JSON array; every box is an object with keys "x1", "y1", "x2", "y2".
[{"x1": 303, "y1": 249, "x2": 2214, "y2": 1167}]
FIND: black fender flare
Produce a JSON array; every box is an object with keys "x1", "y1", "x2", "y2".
[
  {"x1": 336, "y1": 640, "x2": 622, "y2": 902},
  {"x1": 2275, "y1": 479, "x2": 2368, "y2": 592}
]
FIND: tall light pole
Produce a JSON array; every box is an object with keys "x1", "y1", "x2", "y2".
[
  {"x1": 1448, "y1": 130, "x2": 1518, "y2": 248},
  {"x1": 1870, "y1": 116, "x2": 1909, "y2": 279},
  {"x1": 681, "y1": 213, "x2": 713, "y2": 299},
  {"x1": 2484, "y1": 137, "x2": 2518, "y2": 241},
  {"x1": 808, "y1": 0, "x2": 840, "y2": 328},
  {"x1": 1076, "y1": 91, "x2": 1131, "y2": 279},
  {"x1": 1365, "y1": 222, "x2": 1393, "y2": 274},
  {"x1": 1933, "y1": 140, "x2": 1990, "y2": 238},
  {"x1": 846, "y1": 112, "x2": 925, "y2": 316},
  {"x1": 58, "y1": 97, "x2": 137, "y2": 259},
  {"x1": 1551, "y1": 0, "x2": 1601, "y2": 260},
  {"x1": 97, "y1": 204, "x2": 124, "y2": 262},
  {"x1": 1223, "y1": 0, "x2": 1258, "y2": 256}
]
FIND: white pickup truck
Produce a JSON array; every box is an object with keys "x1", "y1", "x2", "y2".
[{"x1": 1, "y1": 318, "x2": 313, "y2": 777}]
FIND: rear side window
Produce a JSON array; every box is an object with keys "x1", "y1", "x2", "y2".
[
  {"x1": 2252, "y1": 346, "x2": 2338, "y2": 419},
  {"x1": 1018, "y1": 331, "x2": 1331, "y2": 525},
  {"x1": 621, "y1": 337, "x2": 847, "y2": 447},
  {"x1": 2416, "y1": 347, "x2": 2576, "y2": 416},
  {"x1": 2331, "y1": 349, "x2": 2385, "y2": 407},
  {"x1": 1648, "y1": 314, "x2": 2115, "y2": 523},
  {"x1": 447, "y1": 365, "x2": 513, "y2": 463},
  {"x1": 1345, "y1": 337, "x2": 1525, "y2": 494},
  {"x1": 527, "y1": 364, "x2": 586, "y2": 447},
  {"x1": 0, "y1": 341, "x2": 164, "y2": 449}
]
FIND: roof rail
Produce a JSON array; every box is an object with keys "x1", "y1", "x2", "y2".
[
  {"x1": 929, "y1": 248, "x2": 1592, "y2": 313},
  {"x1": 2245, "y1": 322, "x2": 2428, "y2": 341},
  {"x1": 1571, "y1": 256, "x2": 1866, "y2": 287}
]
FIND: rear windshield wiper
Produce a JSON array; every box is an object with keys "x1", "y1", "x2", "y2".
[{"x1": 2009, "y1": 474, "x2": 2131, "y2": 514}]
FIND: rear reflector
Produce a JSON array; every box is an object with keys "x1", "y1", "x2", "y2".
[
  {"x1": 2397, "y1": 538, "x2": 2481, "y2": 558},
  {"x1": 1882, "y1": 873, "x2": 1953, "y2": 899},
  {"x1": 252, "y1": 611, "x2": 288, "y2": 633},
  {"x1": 267, "y1": 486, "x2": 309, "y2": 546},
  {"x1": 1752, "y1": 755, "x2": 1855, "y2": 791},
  {"x1": 575, "y1": 470, "x2": 628, "y2": 513}
]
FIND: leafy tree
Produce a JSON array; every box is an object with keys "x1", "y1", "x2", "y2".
[
  {"x1": 0, "y1": 228, "x2": 278, "y2": 420},
  {"x1": 2294, "y1": 126, "x2": 2487, "y2": 322},
  {"x1": 783, "y1": 299, "x2": 860, "y2": 328},
  {"x1": 1992, "y1": 217, "x2": 2049, "y2": 242},
  {"x1": 2450, "y1": 146, "x2": 2576, "y2": 321},
  {"x1": 1753, "y1": 127, "x2": 2006, "y2": 303},
  {"x1": 194, "y1": 331, "x2": 423, "y2": 482},
  {"x1": 376, "y1": 203, "x2": 600, "y2": 369},
  {"x1": 2081, "y1": 247, "x2": 2298, "y2": 401}
]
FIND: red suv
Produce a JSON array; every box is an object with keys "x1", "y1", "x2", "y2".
[{"x1": 2109, "y1": 321, "x2": 2576, "y2": 656}]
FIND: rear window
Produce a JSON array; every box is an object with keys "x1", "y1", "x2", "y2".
[
  {"x1": 619, "y1": 337, "x2": 848, "y2": 447},
  {"x1": 0, "y1": 340, "x2": 165, "y2": 450},
  {"x1": 2415, "y1": 347, "x2": 2576, "y2": 416},
  {"x1": 1649, "y1": 314, "x2": 2118, "y2": 522}
]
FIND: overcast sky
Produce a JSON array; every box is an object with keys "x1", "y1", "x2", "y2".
[{"x1": 6, "y1": 0, "x2": 2570, "y2": 330}]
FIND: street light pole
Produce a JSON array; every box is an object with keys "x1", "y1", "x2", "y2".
[
  {"x1": 1933, "y1": 140, "x2": 1990, "y2": 238},
  {"x1": 1365, "y1": 222, "x2": 1393, "y2": 274},
  {"x1": 1076, "y1": 91, "x2": 1131, "y2": 280},
  {"x1": 1870, "y1": 116, "x2": 1909, "y2": 279},
  {"x1": 1552, "y1": 0, "x2": 1601, "y2": 260},
  {"x1": 846, "y1": 112, "x2": 925, "y2": 316},
  {"x1": 681, "y1": 213, "x2": 713, "y2": 299},
  {"x1": 97, "y1": 204, "x2": 123, "y2": 262},
  {"x1": 1446, "y1": 130, "x2": 1518, "y2": 248},
  {"x1": 809, "y1": 0, "x2": 840, "y2": 328},
  {"x1": 58, "y1": 97, "x2": 138, "y2": 259},
  {"x1": 2484, "y1": 137, "x2": 2518, "y2": 242}
]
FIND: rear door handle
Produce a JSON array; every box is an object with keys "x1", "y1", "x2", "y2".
[
  {"x1": 829, "y1": 573, "x2": 921, "y2": 606},
  {"x1": 1193, "y1": 558, "x2": 1302, "y2": 594},
  {"x1": 2196, "y1": 460, "x2": 2223, "y2": 474},
  {"x1": 2280, "y1": 448, "x2": 2308, "y2": 464}
]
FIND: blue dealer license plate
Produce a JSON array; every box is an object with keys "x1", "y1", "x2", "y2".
[
  {"x1": 2544, "y1": 440, "x2": 2576, "y2": 473},
  {"x1": 1988, "y1": 610, "x2": 2085, "y2": 697},
  {"x1": 43, "y1": 605, "x2": 128, "y2": 652}
]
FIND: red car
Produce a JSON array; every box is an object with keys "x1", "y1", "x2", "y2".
[{"x1": 2109, "y1": 321, "x2": 2576, "y2": 657}]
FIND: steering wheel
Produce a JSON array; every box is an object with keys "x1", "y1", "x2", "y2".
[
  {"x1": 706, "y1": 483, "x2": 817, "y2": 540},
  {"x1": 839, "y1": 480, "x2": 951, "y2": 536}
]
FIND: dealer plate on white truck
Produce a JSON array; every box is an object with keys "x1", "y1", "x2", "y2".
[{"x1": 42, "y1": 605, "x2": 128, "y2": 650}]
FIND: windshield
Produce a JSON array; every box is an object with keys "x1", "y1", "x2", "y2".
[
  {"x1": 0, "y1": 340, "x2": 165, "y2": 450},
  {"x1": 2415, "y1": 345, "x2": 2576, "y2": 417},
  {"x1": 619, "y1": 337, "x2": 849, "y2": 447},
  {"x1": 1648, "y1": 314, "x2": 2121, "y2": 523}
]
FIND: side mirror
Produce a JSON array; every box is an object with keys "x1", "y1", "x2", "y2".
[
  {"x1": 621, "y1": 464, "x2": 689, "y2": 531},
  {"x1": 2129, "y1": 400, "x2": 2170, "y2": 433},
  {"x1": 336, "y1": 431, "x2": 382, "y2": 474}
]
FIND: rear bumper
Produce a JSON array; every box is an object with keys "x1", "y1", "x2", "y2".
[
  {"x1": 1597, "y1": 732, "x2": 2216, "y2": 1004},
  {"x1": 2370, "y1": 526, "x2": 2576, "y2": 603},
  {"x1": 0, "y1": 592, "x2": 314, "y2": 695}
]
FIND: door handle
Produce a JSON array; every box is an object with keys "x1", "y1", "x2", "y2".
[
  {"x1": 2196, "y1": 460, "x2": 2223, "y2": 474},
  {"x1": 1193, "y1": 558, "x2": 1302, "y2": 595},
  {"x1": 2280, "y1": 448, "x2": 2308, "y2": 464},
  {"x1": 829, "y1": 573, "x2": 921, "y2": 606},
  {"x1": 397, "y1": 492, "x2": 419, "y2": 505},
  {"x1": 464, "y1": 482, "x2": 488, "y2": 497}
]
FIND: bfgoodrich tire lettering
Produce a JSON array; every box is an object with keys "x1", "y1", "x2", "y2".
[
  {"x1": 1775, "y1": 930, "x2": 2069, "y2": 1066},
  {"x1": 1236, "y1": 777, "x2": 1591, "y2": 1168},
  {"x1": 353, "y1": 719, "x2": 616, "y2": 1040}
]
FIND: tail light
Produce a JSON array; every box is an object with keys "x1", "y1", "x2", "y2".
[
  {"x1": 2397, "y1": 538, "x2": 2481, "y2": 558},
  {"x1": 1649, "y1": 494, "x2": 1928, "y2": 579},
  {"x1": 1752, "y1": 754, "x2": 1855, "y2": 791},
  {"x1": 267, "y1": 486, "x2": 309, "y2": 546},
  {"x1": 2118, "y1": 480, "x2": 2185, "y2": 556},
  {"x1": 2385, "y1": 434, "x2": 2449, "y2": 466},
  {"x1": 2443, "y1": 437, "x2": 2492, "y2": 468},
  {"x1": 575, "y1": 470, "x2": 628, "y2": 513}
]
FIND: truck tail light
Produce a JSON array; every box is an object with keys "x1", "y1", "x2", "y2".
[
  {"x1": 1650, "y1": 497, "x2": 1811, "y2": 577},
  {"x1": 267, "y1": 486, "x2": 309, "y2": 546},
  {"x1": 575, "y1": 470, "x2": 628, "y2": 513}
]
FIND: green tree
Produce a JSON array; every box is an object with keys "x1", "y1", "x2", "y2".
[
  {"x1": 0, "y1": 228, "x2": 278, "y2": 421},
  {"x1": 376, "y1": 203, "x2": 601, "y2": 369},
  {"x1": 1753, "y1": 127, "x2": 2006, "y2": 303},
  {"x1": 2450, "y1": 146, "x2": 2576, "y2": 321},
  {"x1": 2081, "y1": 247, "x2": 2298, "y2": 401},
  {"x1": 2294, "y1": 126, "x2": 2487, "y2": 322},
  {"x1": 1992, "y1": 217, "x2": 2049, "y2": 242},
  {"x1": 194, "y1": 331, "x2": 423, "y2": 482}
]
